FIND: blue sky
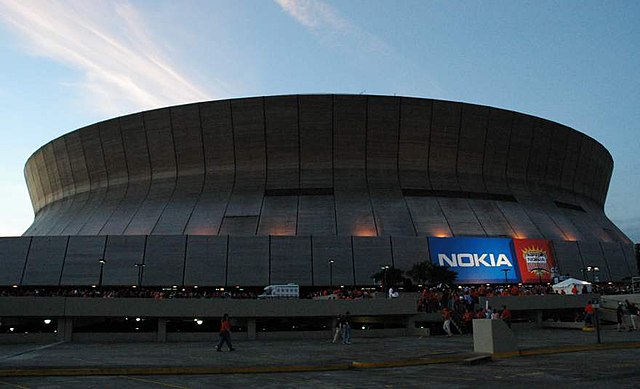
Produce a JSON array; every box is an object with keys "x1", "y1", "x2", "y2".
[{"x1": 0, "y1": 0, "x2": 638, "y2": 241}]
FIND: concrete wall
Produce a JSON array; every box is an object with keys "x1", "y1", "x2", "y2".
[
  {"x1": 0, "y1": 296, "x2": 418, "y2": 318},
  {"x1": 1, "y1": 237, "x2": 636, "y2": 286}
]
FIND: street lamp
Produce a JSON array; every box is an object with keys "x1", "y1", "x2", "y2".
[
  {"x1": 329, "y1": 259, "x2": 335, "y2": 290},
  {"x1": 586, "y1": 265, "x2": 600, "y2": 284},
  {"x1": 501, "y1": 268, "x2": 510, "y2": 285},
  {"x1": 134, "y1": 263, "x2": 145, "y2": 288},
  {"x1": 381, "y1": 265, "x2": 390, "y2": 293},
  {"x1": 98, "y1": 258, "x2": 106, "y2": 289}
]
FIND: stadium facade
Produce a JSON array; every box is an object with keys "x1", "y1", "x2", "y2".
[{"x1": 1, "y1": 95, "x2": 636, "y2": 288}]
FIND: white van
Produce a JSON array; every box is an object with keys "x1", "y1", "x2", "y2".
[{"x1": 258, "y1": 283, "x2": 299, "y2": 299}]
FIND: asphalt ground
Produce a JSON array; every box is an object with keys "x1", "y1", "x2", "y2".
[{"x1": 0, "y1": 324, "x2": 639, "y2": 388}]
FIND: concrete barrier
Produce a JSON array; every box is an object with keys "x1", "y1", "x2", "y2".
[{"x1": 472, "y1": 319, "x2": 517, "y2": 354}]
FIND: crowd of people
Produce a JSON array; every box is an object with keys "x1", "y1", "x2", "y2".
[
  {"x1": 416, "y1": 284, "x2": 558, "y2": 313},
  {"x1": 0, "y1": 286, "x2": 373, "y2": 300},
  {"x1": 0, "y1": 287, "x2": 258, "y2": 299},
  {"x1": 306, "y1": 288, "x2": 373, "y2": 300}
]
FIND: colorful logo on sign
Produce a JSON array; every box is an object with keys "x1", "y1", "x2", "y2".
[
  {"x1": 512, "y1": 239, "x2": 555, "y2": 284},
  {"x1": 428, "y1": 237, "x2": 520, "y2": 284}
]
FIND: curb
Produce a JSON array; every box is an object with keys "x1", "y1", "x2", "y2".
[
  {"x1": 491, "y1": 341, "x2": 640, "y2": 360},
  {"x1": 0, "y1": 364, "x2": 352, "y2": 378},
  {"x1": 1, "y1": 342, "x2": 639, "y2": 377}
]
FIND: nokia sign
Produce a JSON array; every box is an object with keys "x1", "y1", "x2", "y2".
[
  {"x1": 438, "y1": 253, "x2": 513, "y2": 268},
  {"x1": 428, "y1": 237, "x2": 520, "y2": 284}
]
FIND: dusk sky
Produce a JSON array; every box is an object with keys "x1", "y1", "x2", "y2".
[{"x1": 0, "y1": 0, "x2": 638, "y2": 241}]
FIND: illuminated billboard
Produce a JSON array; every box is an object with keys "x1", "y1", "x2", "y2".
[
  {"x1": 512, "y1": 239, "x2": 556, "y2": 284},
  {"x1": 428, "y1": 237, "x2": 520, "y2": 284},
  {"x1": 427, "y1": 237, "x2": 559, "y2": 284}
]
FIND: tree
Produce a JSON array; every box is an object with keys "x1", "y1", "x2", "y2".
[
  {"x1": 371, "y1": 267, "x2": 407, "y2": 289},
  {"x1": 407, "y1": 261, "x2": 458, "y2": 287}
]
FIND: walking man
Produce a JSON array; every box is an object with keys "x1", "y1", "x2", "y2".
[
  {"x1": 332, "y1": 314, "x2": 344, "y2": 343},
  {"x1": 616, "y1": 303, "x2": 628, "y2": 332},
  {"x1": 625, "y1": 300, "x2": 637, "y2": 330},
  {"x1": 216, "y1": 313, "x2": 234, "y2": 352},
  {"x1": 500, "y1": 305, "x2": 512, "y2": 328},
  {"x1": 342, "y1": 311, "x2": 352, "y2": 344},
  {"x1": 442, "y1": 307, "x2": 453, "y2": 337}
]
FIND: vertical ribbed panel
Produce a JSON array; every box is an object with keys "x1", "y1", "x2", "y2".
[
  {"x1": 125, "y1": 108, "x2": 176, "y2": 235},
  {"x1": 270, "y1": 236, "x2": 312, "y2": 285},
  {"x1": 334, "y1": 95, "x2": 375, "y2": 236},
  {"x1": 312, "y1": 236, "x2": 354, "y2": 286},
  {"x1": 184, "y1": 101, "x2": 233, "y2": 235},
  {"x1": 227, "y1": 236, "x2": 269, "y2": 286},
  {"x1": 225, "y1": 98, "x2": 265, "y2": 228},
  {"x1": 483, "y1": 108, "x2": 512, "y2": 195},
  {"x1": 506, "y1": 113, "x2": 534, "y2": 191},
  {"x1": 398, "y1": 97, "x2": 431, "y2": 189},
  {"x1": 368, "y1": 96, "x2": 414, "y2": 236},
  {"x1": 458, "y1": 104, "x2": 488, "y2": 193},
  {"x1": 0, "y1": 237, "x2": 31, "y2": 285},
  {"x1": 352, "y1": 237, "x2": 392, "y2": 285},
  {"x1": 429, "y1": 101, "x2": 461, "y2": 191},
  {"x1": 153, "y1": 104, "x2": 205, "y2": 234},
  {"x1": 299, "y1": 95, "x2": 333, "y2": 188},
  {"x1": 405, "y1": 197, "x2": 451, "y2": 237},
  {"x1": 265, "y1": 95, "x2": 299, "y2": 190},
  {"x1": 183, "y1": 235, "x2": 227, "y2": 286}
]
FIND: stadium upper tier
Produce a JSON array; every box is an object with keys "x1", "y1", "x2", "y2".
[{"x1": 22, "y1": 95, "x2": 627, "y2": 244}]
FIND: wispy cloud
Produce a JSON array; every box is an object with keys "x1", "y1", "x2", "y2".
[
  {"x1": 274, "y1": 0, "x2": 390, "y2": 54},
  {"x1": 0, "y1": 0, "x2": 213, "y2": 115}
]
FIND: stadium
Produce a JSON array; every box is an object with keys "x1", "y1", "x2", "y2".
[{"x1": 1, "y1": 94, "x2": 634, "y2": 289}]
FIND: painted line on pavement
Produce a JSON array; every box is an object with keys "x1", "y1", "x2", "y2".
[
  {"x1": 0, "y1": 342, "x2": 65, "y2": 361},
  {"x1": 123, "y1": 375, "x2": 193, "y2": 389},
  {"x1": 0, "y1": 380, "x2": 30, "y2": 389}
]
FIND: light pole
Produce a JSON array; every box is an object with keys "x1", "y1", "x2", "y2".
[
  {"x1": 501, "y1": 268, "x2": 510, "y2": 285},
  {"x1": 134, "y1": 263, "x2": 145, "y2": 288},
  {"x1": 381, "y1": 265, "x2": 390, "y2": 293},
  {"x1": 98, "y1": 258, "x2": 106, "y2": 289},
  {"x1": 329, "y1": 259, "x2": 334, "y2": 290},
  {"x1": 586, "y1": 265, "x2": 600, "y2": 284}
]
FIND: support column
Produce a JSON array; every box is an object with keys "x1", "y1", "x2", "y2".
[
  {"x1": 247, "y1": 318, "x2": 256, "y2": 340},
  {"x1": 157, "y1": 318, "x2": 167, "y2": 342},
  {"x1": 535, "y1": 310, "x2": 543, "y2": 327},
  {"x1": 406, "y1": 314, "x2": 429, "y2": 336},
  {"x1": 56, "y1": 317, "x2": 73, "y2": 342}
]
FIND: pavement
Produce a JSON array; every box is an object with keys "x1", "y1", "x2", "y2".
[{"x1": 1, "y1": 323, "x2": 640, "y2": 374}]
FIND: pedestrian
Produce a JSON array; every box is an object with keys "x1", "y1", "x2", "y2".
[
  {"x1": 462, "y1": 308, "x2": 474, "y2": 334},
  {"x1": 485, "y1": 306, "x2": 493, "y2": 319},
  {"x1": 616, "y1": 302, "x2": 628, "y2": 332},
  {"x1": 342, "y1": 311, "x2": 352, "y2": 344},
  {"x1": 584, "y1": 302, "x2": 594, "y2": 327},
  {"x1": 332, "y1": 314, "x2": 343, "y2": 343},
  {"x1": 216, "y1": 313, "x2": 234, "y2": 352},
  {"x1": 500, "y1": 305, "x2": 512, "y2": 328},
  {"x1": 625, "y1": 300, "x2": 637, "y2": 330},
  {"x1": 442, "y1": 307, "x2": 453, "y2": 337}
]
